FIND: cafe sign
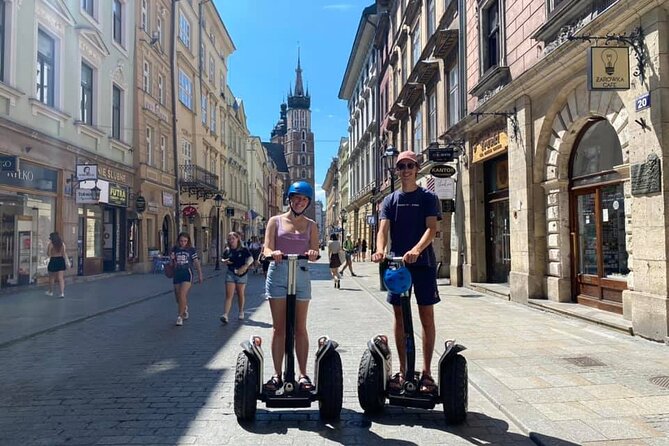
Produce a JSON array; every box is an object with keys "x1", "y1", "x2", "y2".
[
  {"x1": 472, "y1": 127, "x2": 508, "y2": 163},
  {"x1": 108, "y1": 184, "x2": 128, "y2": 207},
  {"x1": 588, "y1": 46, "x2": 630, "y2": 90}
]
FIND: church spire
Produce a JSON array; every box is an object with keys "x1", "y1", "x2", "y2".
[{"x1": 294, "y1": 47, "x2": 305, "y2": 97}]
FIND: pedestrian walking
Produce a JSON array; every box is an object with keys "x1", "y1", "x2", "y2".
[
  {"x1": 327, "y1": 233, "x2": 345, "y2": 288},
  {"x1": 248, "y1": 236, "x2": 262, "y2": 274},
  {"x1": 361, "y1": 239, "x2": 368, "y2": 261},
  {"x1": 220, "y1": 232, "x2": 254, "y2": 324},
  {"x1": 354, "y1": 238, "x2": 362, "y2": 262},
  {"x1": 371, "y1": 150, "x2": 442, "y2": 394},
  {"x1": 262, "y1": 181, "x2": 320, "y2": 392},
  {"x1": 339, "y1": 234, "x2": 357, "y2": 276},
  {"x1": 46, "y1": 232, "x2": 68, "y2": 298},
  {"x1": 170, "y1": 232, "x2": 203, "y2": 326}
]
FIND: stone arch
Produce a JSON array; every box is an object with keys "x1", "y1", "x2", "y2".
[{"x1": 536, "y1": 82, "x2": 629, "y2": 301}]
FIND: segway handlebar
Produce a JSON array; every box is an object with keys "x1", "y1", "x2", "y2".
[
  {"x1": 278, "y1": 254, "x2": 321, "y2": 261},
  {"x1": 386, "y1": 255, "x2": 405, "y2": 264}
]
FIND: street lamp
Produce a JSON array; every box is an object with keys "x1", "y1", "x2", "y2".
[
  {"x1": 340, "y1": 209, "x2": 347, "y2": 243},
  {"x1": 213, "y1": 193, "x2": 224, "y2": 271},
  {"x1": 382, "y1": 145, "x2": 399, "y2": 193}
]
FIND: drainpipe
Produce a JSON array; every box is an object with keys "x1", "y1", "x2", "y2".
[{"x1": 171, "y1": 0, "x2": 181, "y2": 232}]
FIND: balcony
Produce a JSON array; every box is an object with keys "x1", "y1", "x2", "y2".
[{"x1": 179, "y1": 163, "x2": 219, "y2": 199}]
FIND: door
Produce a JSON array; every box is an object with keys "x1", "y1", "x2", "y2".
[
  {"x1": 571, "y1": 184, "x2": 628, "y2": 313},
  {"x1": 486, "y1": 198, "x2": 510, "y2": 283}
]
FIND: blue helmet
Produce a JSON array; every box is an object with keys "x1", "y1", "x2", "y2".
[
  {"x1": 287, "y1": 181, "x2": 314, "y2": 203},
  {"x1": 383, "y1": 265, "x2": 412, "y2": 294}
]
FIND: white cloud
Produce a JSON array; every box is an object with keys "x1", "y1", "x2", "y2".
[
  {"x1": 327, "y1": 114, "x2": 335, "y2": 118},
  {"x1": 315, "y1": 184, "x2": 326, "y2": 204},
  {"x1": 323, "y1": 4, "x2": 354, "y2": 11}
]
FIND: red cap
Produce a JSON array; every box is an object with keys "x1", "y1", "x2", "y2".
[{"x1": 395, "y1": 151, "x2": 419, "y2": 166}]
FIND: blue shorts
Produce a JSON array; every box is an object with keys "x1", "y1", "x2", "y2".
[
  {"x1": 265, "y1": 260, "x2": 312, "y2": 301},
  {"x1": 225, "y1": 269, "x2": 248, "y2": 284},
  {"x1": 387, "y1": 265, "x2": 440, "y2": 306},
  {"x1": 173, "y1": 268, "x2": 192, "y2": 285}
]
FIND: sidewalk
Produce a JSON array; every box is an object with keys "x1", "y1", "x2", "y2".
[
  {"x1": 347, "y1": 260, "x2": 669, "y2": 445},
  {"x1": 0, "y1": 266, "x2": 222, "y2": 347}
]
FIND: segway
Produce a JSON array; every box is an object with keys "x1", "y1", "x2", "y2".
[
  {"x1": 234, "y1": 254, "x2": 343, "y2": 421},
  {"x1": 357, "y1": 256, "x2": 468, "y2": 424}
]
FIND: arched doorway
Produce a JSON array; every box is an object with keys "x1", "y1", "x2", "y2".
[
  {"x1": 161, "y1": 215, "x2": 171, "y2": 255},
  {"x1": 569, "y1": 119, "x2": 629, "y2": 313}
]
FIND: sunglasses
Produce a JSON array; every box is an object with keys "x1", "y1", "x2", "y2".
[{"x1": 396, "y1": 162, "x2": 416, "y2": 170}]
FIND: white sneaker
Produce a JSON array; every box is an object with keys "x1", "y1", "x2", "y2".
[
  {"x1": 220, "y1": 314, "x2": 228, "y2": 324},
  {"x1": 59, "y1": 294, "x2": 65, "y2": 298},
  {"x1": 183, "y1": 306, "x2": 189, "y2": 320},
  {"x1": 175, "y1": 316, "x2": 183, "y2": 326},
  {"x1": 45, "y1": 291, "x2": 53, "y2": 296},
  {"x1": 238, "y1": 312, "x2": 245, "y2": 320}
]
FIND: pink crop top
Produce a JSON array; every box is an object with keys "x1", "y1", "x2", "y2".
[{"x1": 274, "y1": 217, "x2": 311, "y2": 255}]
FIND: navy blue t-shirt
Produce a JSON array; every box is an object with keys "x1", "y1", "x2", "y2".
[
  {"x1": 172, "y1": 247, "x2": 198, "y2": 270},
  {"x1": 380, "y1": 187, "x2": 442, "y2": 267},
  {"x1": 223, "y1": 247, "x2": 252, "y2": 271}
]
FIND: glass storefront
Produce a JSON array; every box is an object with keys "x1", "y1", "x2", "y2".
[{"x1": 0, "y1": 193, "x2": 56, "y2": 287}]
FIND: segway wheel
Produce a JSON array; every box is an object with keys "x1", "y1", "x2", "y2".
[
  {"x1": 357, "y1": 349, "x2": 385, "y2": 414},
  {"x1": 234, "y1": 352, "x2": 258, "y2": 421},
  {"x1": 440, "y1": 354, "x2": 468, "y2": 424},
  {"x1": 318, "y1": 351, "x2": 343, "y2": 420}
]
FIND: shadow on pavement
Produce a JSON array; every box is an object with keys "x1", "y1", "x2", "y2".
[{"x1": 239, "y1": 408, "x2": 418, "y2": 445}]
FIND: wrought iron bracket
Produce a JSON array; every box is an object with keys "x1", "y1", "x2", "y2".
[
  {"x1": 567, "y1": 26, "x2": 646, "y2": 84},
  {"x1": 470, "y1": 108, "x2": 519, "y2": 139}
]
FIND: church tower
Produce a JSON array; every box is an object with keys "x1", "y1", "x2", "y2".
[{"x1": 283, "y1": 51, "x2": 315, "y2": 220}]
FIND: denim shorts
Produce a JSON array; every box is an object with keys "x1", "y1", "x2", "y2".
[
  {"x1": 265, "y1": 260, "x2": 312, "y2": 300},
  {"x1": 225, "y1": 269, "x2": 248, "y2": 284},
  {"x1": 387, "y1": 265, "x2": 441, "y2": 306}
]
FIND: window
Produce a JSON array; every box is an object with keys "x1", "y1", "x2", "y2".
[
  {"x1": 219, "y1": 71, "x2": 225, "y2": 94},
  {"x1": 113, "y1": 0, "x2": 123, "y2": 45},
  {"x1": 448, "y1": 62, "x2": 459, "y2": 127},
  {"x1": 412, "y1": 24, "x2": 421, "y2": 67},
  {"x1": 301, "y1": 169, "x2": 306, "y2": 179},
  {"x1": 482, "y1": 0, "x2": 501, "y2": 72},
  {"x1": 201, "y1": 93, "x2": 207, "y2": 125},
  {"x1": 301, "y1": 142, "x2": 306, "y2": 152},
  {"x1": 146, "y1": 126, "x2": 153, "y2": 166},
  {"x1": 401, "y1": 48, "x2": 407, "y2": 83},
  {"x1": 182, "y1": 139, "x2": 192, "y2": 164},
  {"x1": 140, "y1": 0, "x2": 148, "y2": 31},
  {"x1": 112, "y1": 85, "x2": 121, "y2": 139},
  {"x1": 156, "y1": 16, "x2": 162, "y2": 46},
  {"x1": 82, "y1": 0, "x2": 94, "y2": 17},
  {"x1": 211, "y1": 103, "x2": 217, "y2": 133},
  {"x1": 209, "y1": 54, "x2": 214, "y2": 80},
  {"x1": 160, "y1": 135, "x2": 166, "y2": 170},
  {"x1": 142, "y1": 60, "x2": 150, "y2": 94},
  {"x1": 36, "y1": 29, "x2": 55, "y2": 106},
  {"x1": 427, "y1": 0, "x2": 436, "y2": 37},
  {"x1": 413, "y1": 108, "x2": 422, "y2": 153},
  {"x1": 302, "y1": 130, "x2": 306, "y2": 140},
  {"x1": 158, "y1": 74, "x2": 164, "y2": 104},
  {"x1": 427, "y1": 90, "x2": 437, "y2": 143},
  {"x1": 179, "y1": 12, "x2": 191, "y2": 48},
  {"x1": 178, "y1": 69, "x2": 192, "y2": 109},
  {"x1": 301, "y1": 155, "x2": 306, "y2": 165},
  {"x1": 548, "y1": 0, "x2": 566, "y2": 12},
  {"x1": 199, "y1": 43, "x2": 205, "y2": 73},
  {"x1": 80, "y1": 62, "x2": 93, "y2": 125}
]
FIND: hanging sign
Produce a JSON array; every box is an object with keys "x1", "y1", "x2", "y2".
[
  {"x1": 434, "y1": 177, "x2": 455, "y2": 200},
  {"x1": 183, "y1": 205, "x2": 198, "y2": 218},
  {"x1": 430, "y1": 164, "x2": 456, "y2": 178},
  {"x1": 472, "y1": 127, "x2": 508, "y2": 163},
  {"x1": 0, "y1": 155, "x2": 18, "y2": 172},
  {"x1": 76, "y1": 164, "x2": 98, "y2": 181},
  {"x1": 135, "y1": 195, "x2": 147, "y2": 213},
  {"x1": 588, "y1": 46, "x2": 630, "y2": 90}
]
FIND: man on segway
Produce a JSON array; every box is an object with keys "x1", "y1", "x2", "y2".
[{"x1": 371, "y1": 150, "x2": 442, "y2": 394}]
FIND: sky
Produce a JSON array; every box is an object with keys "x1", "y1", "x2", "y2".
[{"x1": 216, "y1": 0, "x2": 374, "y2": 205}]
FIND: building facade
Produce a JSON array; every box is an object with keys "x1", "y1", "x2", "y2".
[{"x1": 0, "y1": 0, "x2": 136, "y2": 288}]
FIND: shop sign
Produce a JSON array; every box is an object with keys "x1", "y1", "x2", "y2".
[
  {"x1": 430, "y1": 164, "x2": 456, "y2": 178},
  {"x1": 108, "y1": 184, "x2": 128, "y2": 207},
  {"x1": 98, "y1": 165, "x2": 129, "y2": 185},
  {"x1": 148, "y1": 201, "x2": 159, "y2": 212},
  {"x1": 76, "y1": 164, "x2": 97, "y2": 181},
  {"x1": 135, "y1": 195, "x2": 147, "y2": 213},
  {"x1": 434, "y1": 177, "x2": 455, "y2": 200},
  {"x1": 588, "y1": 46, "x2": 630, "y2": 90},
  {"x1": 76, "y1": 188, "x2": 99, "y2": 204},
  {"x1": 428, "y1": 147, "x2": 455, "y2": 163},
  {"x1": 162, "y1": 192, "x2": 174, "y2": 207},
  {"x1": 0, "y1": 160, "x2": 57, "y2": 192},
  {"x1": 0, "y1": 155, "x2": 18, "y2": 172},
  {"x1": 472, "y1": 127, "x2": 508, "y2": 163},
  {"x1": 143, "y1": 98, "x2": 169, "y2": 122},
  {"x1": 183, "y1": 205, "x2": 198, "y2": 218}
]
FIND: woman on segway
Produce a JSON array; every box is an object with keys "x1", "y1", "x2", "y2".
[{"x1": 262, "y1": 181, "x2": 320, "y2": 393}]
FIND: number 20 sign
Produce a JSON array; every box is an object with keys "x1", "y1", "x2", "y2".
[{"x1": 636, "y1": 93, "x2": 650, "y2": 111}]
